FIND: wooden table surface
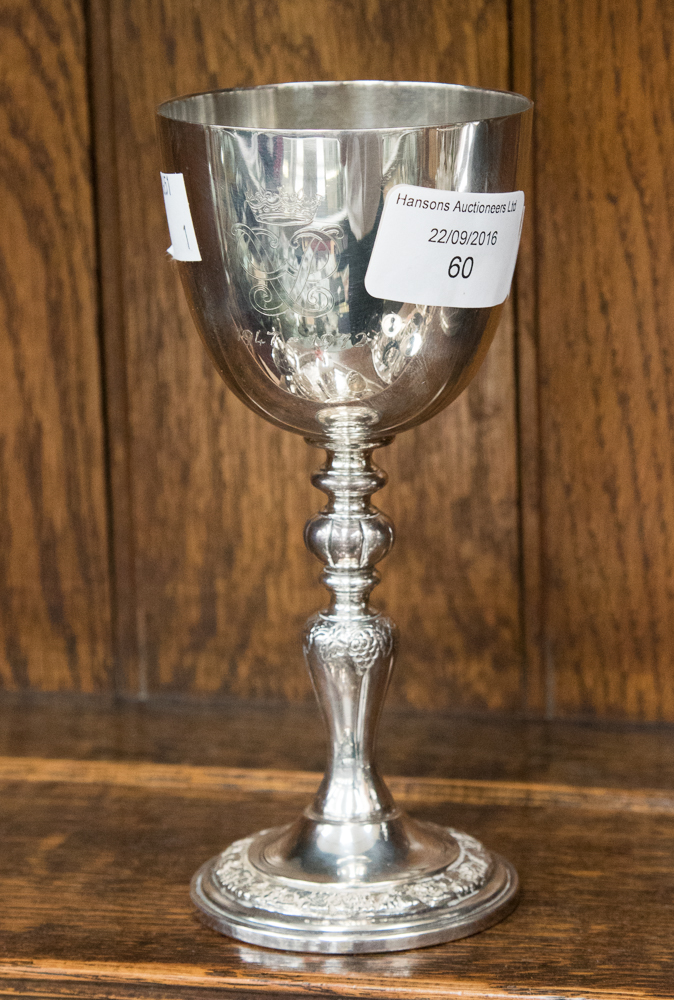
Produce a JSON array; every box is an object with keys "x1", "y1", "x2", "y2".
[{"x1": 1, "y1": 699, "x2": 673, "y2": 1000}]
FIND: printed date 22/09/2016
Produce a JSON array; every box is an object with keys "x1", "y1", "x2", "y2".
[{"x1": 428, "y1": 228, "x2": 498, "y2": 246}]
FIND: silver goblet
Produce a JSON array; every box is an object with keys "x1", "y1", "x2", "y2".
[{"x1": 157, "y1": 80, "x2": 532, "y2": 954}]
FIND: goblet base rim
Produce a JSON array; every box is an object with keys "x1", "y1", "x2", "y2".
[{"x1": 190, "y1": 825, "x2": 519, "y2": 954}]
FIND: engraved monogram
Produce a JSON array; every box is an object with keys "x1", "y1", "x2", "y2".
[
  {"x1": 213, "y1": 829, "x2": 491, "y2": 920},
  {"x1": 246, "y1": 189, "x2": 321, "y2": 226},
  {"x1": 233, "y1": 189, "x2": 343, "y2": 319}
]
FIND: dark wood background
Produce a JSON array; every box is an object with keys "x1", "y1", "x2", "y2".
[{"x1": 1, "y1": 0, "x2": 673, "y2": 722}]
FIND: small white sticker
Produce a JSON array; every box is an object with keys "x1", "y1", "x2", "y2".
[
  {"x1": 365, "y1": 184, "x2": 524, "y2": 308},
  {"x1": 160, "y1": 172, "x2": 201, "y2": 262}
]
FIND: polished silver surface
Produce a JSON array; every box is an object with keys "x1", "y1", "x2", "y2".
[
  {"x1": 192, "y1": 830, "x2": 518, "y2": 954},
  {"x1": 158, "y1": 80, "x2": 531, "y2": 953}
]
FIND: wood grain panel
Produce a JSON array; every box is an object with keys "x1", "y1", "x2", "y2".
[
  {"x1": 88, "y1": 0, "x2": 138, "y2": 693},
  {"x1": 381, "y1": 324, "x2": 521, "y2": 710},
  {"x1": 0, "y1": 1, "x2": 111, "y2": 689},
  {"x1": 4, "y1": 697, "x2": 674, "y2": 791},
  {"x1": 535, "y1": 0, "x2": 674, "y2": 719},
  {"x1": 5, "y1": 755, "x2": 674, "y2": 814},
  {"x1": 108, "y1": 0, "x2": 523, "y2": 708},
  {"x1": 510, "y1": 0, "x2": 543, "y2": 713}
]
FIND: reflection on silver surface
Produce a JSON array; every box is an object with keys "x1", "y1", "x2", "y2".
[
  {"x1": 238, "y1": 305, "x2": 430, "y2": 403},
  {"x1": 235, "y1": 941, "x2": 418, "y2": 976},
  {"x1": 158, "y1": 80, "x2": 531, "y2": 953},
  {"x1": 372, "y1": 309, "x2": 428, "y2": 384}
]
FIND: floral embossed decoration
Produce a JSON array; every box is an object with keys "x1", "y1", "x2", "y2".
[{"x1": 212, "y1": 829, "x2": 490, "y2": 922}]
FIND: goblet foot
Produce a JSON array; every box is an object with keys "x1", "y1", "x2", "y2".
[
  {"x1": 191, "y1": 818, "x2": 518, "y2": 953},
  {"x1": 190, "y1": 412, "x2": 518, "y2": 951}
]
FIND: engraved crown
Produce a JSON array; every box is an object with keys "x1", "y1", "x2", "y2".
[{"x1": 247, "y1": 189, "x2": 321, "y2": 226}]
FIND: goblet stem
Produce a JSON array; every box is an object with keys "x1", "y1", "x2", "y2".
[
  {"x1": 303, "y1": 407, "x2": 398, "y2": 824},
  {"x1": 191, "y1": 403, "x2": 519, "y2": 948}
]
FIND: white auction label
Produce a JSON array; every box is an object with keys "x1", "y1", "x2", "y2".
[
  {"x1": 160, "y1": 172, "x2": 201, "y2": 262},
  {"x1": 365, "y1": 185, "x2": 524, "y2": 308}
]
